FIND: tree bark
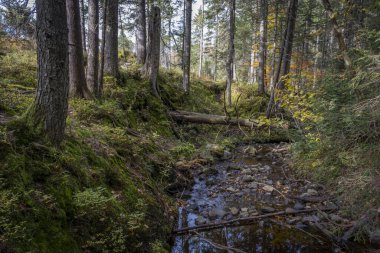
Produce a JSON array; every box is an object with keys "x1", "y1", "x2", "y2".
[
  {"x1": 144, "y1": 5, "x2": 161, "y2": 97},
  {"x1": 80, "y1": 0, "x2": 87, "y2": 54},
  {"x1": 104, "y1": 0, "x2": 118, "y2": 78},
  {"x1": 169, "y1": 111, "x2": 257, "y2": 128},
  {"x1": 66, "y1": 0, "x2": 91, "y2": 98},
  {"x1": 182, "y1": 0, "x2": 192, "y2": 94},
  {"x1": 278, "y1": 0, "x2": 298, "y2": 90},
  {"x1": 266, "y1": 0, "x2": 298, "y2": 118},
  {"x1": 31, "y1": 0, "x2": 69, "y2": 146},
  {"x1": 136, "y1": 0, "x2": 147, "y2": 64},
  {"x1": 213, "y1": 13, "x2": 219, "y2": 81},
  {"x1": 87, "y1": 0, "x2": 100, "y2": 97},
  {"x1": 226, "y1": 0, "x2": 236, "y2": 106},
  {"x1": 198, "y1": 0, "x2": 204, "y2": 77},
  {"x1": 258, "y1": 0, "x2": 268, "y2": 95},
  {"x1": 320, "y1": 0, "x2": 352, "y2": 69},
  {"x1": 98, "y1": 0, "x2": 107, "y2": 97}
]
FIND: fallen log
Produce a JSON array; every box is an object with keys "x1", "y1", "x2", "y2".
[
  {"x1": 173, "y1": 207, "x2": 338, "y2": 235},
  {"x1": 168, "y1": 110, "x2": 257, "y2": 128}
]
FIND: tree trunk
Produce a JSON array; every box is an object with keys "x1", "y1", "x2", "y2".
[
  {"x1": 104, "y1": 0, "x2": 118, "y2": 77},
  {"x1": 213, "y1": 13, "x2": 219, "y2": 81},
  {"x1": 31, "y1": 0, "x2": 69, "y2": 146},
  {"x1": 80, "y1": 0, "x2": 87, "y2": 54},
  {"x1": 136, "y1": 0, "x2": 146, "y2": 64},
  {"x1": 98, "y1": 0, "x2": 107, "y2": 96},
  {"x1": 258, "y1": 0, "x2": 268, "y2": 95},
  {"x1": 144, "y1": 6, "x2": 161, "y2": 97},
  {"x1": 87, "y1": 0, "x2": 99, "y2": 97},
  {"x1": 66, "y1": 0, "x2": 91, "y2": 98},
  {"x1": 226, "y1": 0, "x2": 235, "y2": 106},
  {"x1": 278, "y1": 0, "x2": 298, "y2": 90},
  {"x1": 182, "y1": 0, "x2": 192, "y2": 94},
  {"x1": 198, "y1": 0, "x2": 204, "y2": 77},
  {"x1": 320, "y1": 0, "x2": 352, "y2": 69},
  {"x1": 270, "y1": 1, "x2": 279, "y2": 88},
  {"x1": 266, "y1": 0, "x2": 298, "y2": 118},
  {"x1": 169, "y1": 111, "x2": 257, "y2": 128}
]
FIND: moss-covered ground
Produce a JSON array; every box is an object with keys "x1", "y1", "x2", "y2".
[{"x1": 0, "y1": 42, "x2": 288, "y2": 252}]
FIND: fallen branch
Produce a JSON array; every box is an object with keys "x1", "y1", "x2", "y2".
[
  {"x1": 169, "y1": 110, "x2": 258, "y2": 129},
  {"x1": 192, "y1": 231, "x2": 247, "y2": 253},
  {"x1": 173, "y1": 207, "x2": 338, "y2": 235}
]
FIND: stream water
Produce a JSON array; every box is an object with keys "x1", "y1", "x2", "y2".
[{"x1": 171, "y1": 143, "x2": 367, "y2": 253}]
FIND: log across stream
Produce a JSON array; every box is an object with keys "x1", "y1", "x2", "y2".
[{"x1": 171, "y1": 143, "x2": 367, "y2": 253}]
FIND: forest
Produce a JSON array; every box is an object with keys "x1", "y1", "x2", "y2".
[{"x1": 0, "y1": 0, "x2": 379, "y2": 252}]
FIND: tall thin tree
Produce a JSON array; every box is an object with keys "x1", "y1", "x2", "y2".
[
  {"x1": 87, "y1": 0, "x2": 100, "y2": 97},
  {"x1": 198, "y1": 0, "x2": 204, "y2": 77},
  {"x1": 104, "y1": 0, "x2": 118, "y2": 78},
  {"x1": 136, "y1": 0, "x2": 147, "y2": 64},
  {"x1": 66, "y1": 0, "x2": 91, "y2": 98},
  {"x1": 29, "y1": 0, "x2": 69, "y2": 145},
  {"x1": 258, "y1": 0, "x2": 268, "y2": 95},
  {"x1": 226, "y1": 0, "x2": 236, "y2": 106},
  {"x1": 144, "y1": 5, "x2": 161, "y2": 97},
  {"x1": 182, "y1": 0, "x2": 192, "y2": 94}
]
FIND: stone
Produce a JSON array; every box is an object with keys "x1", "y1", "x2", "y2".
[
  {"x1": 226, "y1": 187, "x2": 237, "y2": 192},
  {"x1": 241, "y1": 207, "x2": 248, "y2": 212},
  {"x1": 262, "y1": 185, "x2": 274, "y2": 192},
  {"x1": 295, "y1": 222, "x2": 308, "y2": 229},
  {"x1": 196, "y1": 216, "x2": 207, "y2": 225},
  {"x1": 242, "y1": 175, "x2": 254, "y2": 182},
  {"x1": 266, "y1": 180, "x2": 273, "y2": 185},
  {"x1": 329, "y1": 214, "x2": 344, "y2": 223},
  {"x1": 302, "y1": 215, "x2": 320, "y2": 223},
  {"x1": 307, "y1": 188, "x2": 318, "y2": 195},
  {"x1": 227, "y1": 165, "x2": 240, "y2": 172},
  {"x1": 248, "y1": 182, "x2": 258, "y2": 189},
  {"x1": 244, "y1": 146, "x2": 257, "y2": 156},
  {"x1": 261, "y1": 206, "x2": 275, "y2": 213},
  {"x1": 230, "y1": 207, "x2": 239, "y2": 215},
  {"x1": 242, "y1": 169, "x2": 252, "y2": 175},
  {"x1": 222, "y1": 150, "x2": 233, "y2": 160},
  {"x1": 208, "y1": 208, "x2": 226, "y2": 219},
  {"x1": 285, "y1": 208, "x2": 297, "y2": 214},
  {"x1": 294, "y1": 202, "x2": 305, "y2": 210},
  {"x1": 207, "y1": 144, "x2": 224, "y2": 157}
]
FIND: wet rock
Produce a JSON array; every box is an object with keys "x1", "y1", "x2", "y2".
[
  {"x1": 244, "y1": 146, "x2": 257, "y2": 156},
  {"x1": 226, "y1": 165, "x2": 240, "y2": 172},
  {"x1": 369, "y1": 229, "x2": 380, "y2": 244},
  {"x1": 294, "y1": 202, "x2": 305, "y2": 210},
  {"x1": 196, "y1": 216, "x2": 207, "y2": 225},
  {"x1": 329, "y1": 214, "x2": 344, "y2": 223},
  {"x1": 249, "y1": 210, "x2": 259, "y2": 216},
  {"x1": 262, "y1": 185, "x2": 274, "y2": 193},
  {"x1": 325, "y1": 201, "x2": 338, "y2": 210},
  {"x1": 285, "y1": 208, "x2": 297, "y2": 214},
  {"x1": 226, "y1": 187, "x2": 237, "y2": 192},
  {"x1": 222, "y1": 150, "x2": 233, "y2": 160},
  {"x1": 230, "y1": 207, "x2": 239, "y2": 215},
  {"x1": 259, "y1": 165, "x2": 272, "y2": 173},
  {"x1": 261, "y1": 206, "x2": 275, "y2": 213},
  {"x1": 248, "y1": 182, "x2": 258, "y2": 189},
  {"x1": 265, "y1": 180, "x2": 273, "y2": 185},
  {"x1": 295, "y1": 222, "x2": 308, "y2": 229},
  {"x1": 242, "y1": 175, "x2": 254, "y2": 182},
  {"x1": 208, "y1": 208, "x2": 226, "y2": 219},
  {"x1": 300, "y1": 189, "x2": 319, "y2": 198},
  {"x1": 242, "y1": 169, "x2": 252, "y2": 175},
  {"x1": 241, "y1": 207, "x2": 248, "y2": 212},
  {"x1": 287, "y1": 217, "x2": 302, "y2": 224},
  {"x1": 302, "y1": 215, "x2": 320, "y2": 223},
  {"x1": 207, "y1": 144, "x2": 224, "y2": 157},
  {"x1": 206, "y1": 179, "x2": 216, "y2": 186}
]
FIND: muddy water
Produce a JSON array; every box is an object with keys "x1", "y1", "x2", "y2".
[{"x1": 172, "y1": 143, "x2": 365, "y2": 253}]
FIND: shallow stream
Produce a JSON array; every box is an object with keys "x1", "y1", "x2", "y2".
[{"x1": 171, "y1": 143, "x2": 367, "y2": 253}]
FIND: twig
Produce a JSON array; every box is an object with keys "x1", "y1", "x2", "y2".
[
  {"x1": 192, "y1": 231, "x2": 247, "y2": 253},
  {"x1": 173, "y1": 207, "x2": 338, "y2": 235}
]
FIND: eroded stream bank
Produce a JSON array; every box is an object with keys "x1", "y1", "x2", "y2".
[{"x1": 171, "y1": 143, "x2": 368, "y2": 253}]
